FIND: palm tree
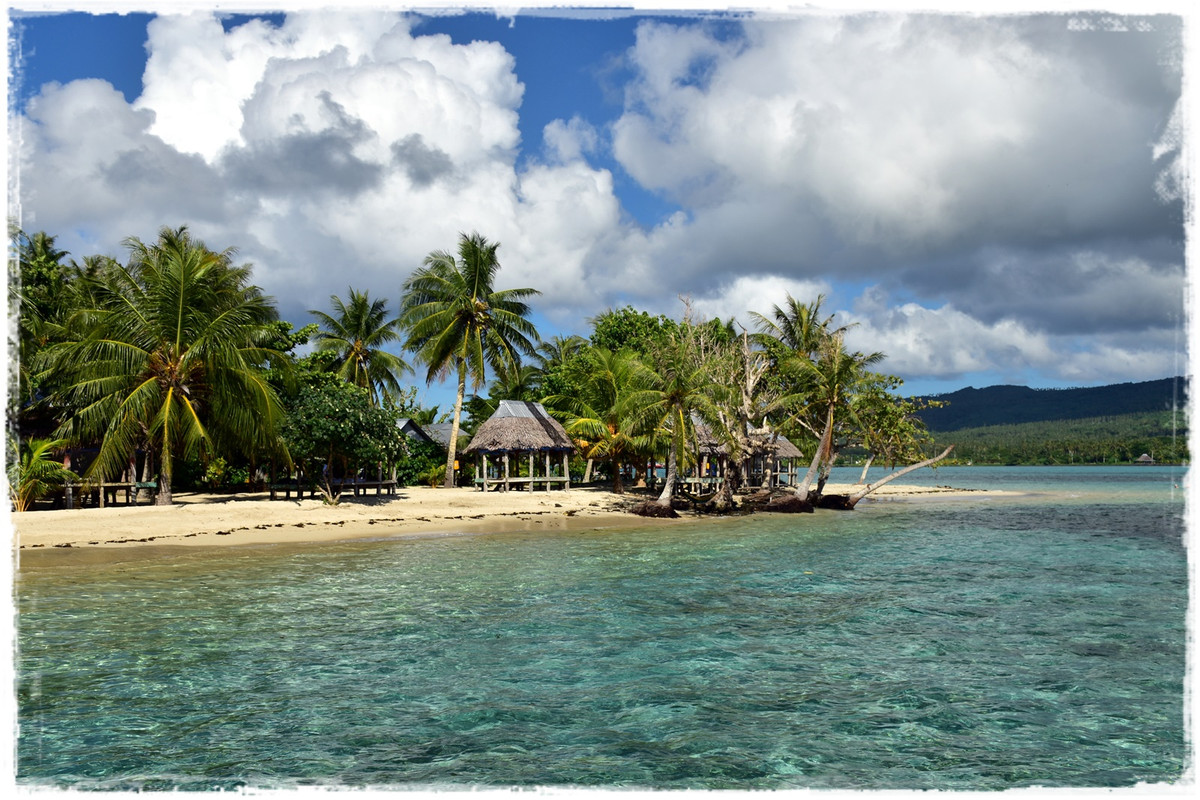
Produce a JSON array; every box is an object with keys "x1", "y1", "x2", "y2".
[
  {"x1": 751, "y1": 292, "x2": 849, "y2": 361},
  {"x1": 310, "y1": 287, "x2": 410, "y2": 405},
  {"x1": 399, "y1": 232, "x2": 541, "y2": 487},
  {"x1": 546, "y1": 347, "x2": 653, "y2": 494},
  {"x1": 7, "y1": 437, "x2": 78, "y2": 512},
  {"x1": 36, "y1": 225, "x2": 290, "y2": 504},
  {"x1": 793, "y1": 334, "x2": 884, "y2": 500},
  {"x1": 629, "y1": 323, "x2": 716, "y2": 510}
]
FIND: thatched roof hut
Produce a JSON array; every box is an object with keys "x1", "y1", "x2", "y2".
[
  {"x1": 464, "y1": 400, "x2": 574, "y2": 454},
  {"x1": 463, "y1": 400, "x2": 574, "y2": 491}
]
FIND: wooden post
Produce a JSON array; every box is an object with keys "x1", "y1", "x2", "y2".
[
  {"x1": 502, "y1": 452, "x2": 510, "y2": 492},
  {"x1": 563, "y1": 452, "x2": 570, "y2": 490},
  {"x1": 544, "y1": 452, "x2": 551, "y2": 491},
  {"x1": 528, "y1": 452, "x2": 534, "y2": 491},
  {"x1": 482, "y1": 454, "x2": 489, "y2": 491}
]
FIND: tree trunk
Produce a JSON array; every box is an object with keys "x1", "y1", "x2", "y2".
[
  {"x1": 816, "y1": 451, "x2": 838, "y2": 497},
  {"x1": 583, "y1": 458, "x2": 594, "y2": 483},
  {"x1": 444, "y1": 365, "x2": 467, "y2": 488},
  {"x1": 154, "y1": 461, "x2": 173, "y2": 506},
  {"x1": 710, "y1": 459, "x2": 740, "y2": 512},
  {"x1": 857, "y1": 455, "x2": 875, "y2": 484},
  {"x1": 847, "y1": 446, "x2": 955, "y2": 508},
  {"x1": 796, "y1": 406, "x2": 834, "y2": 500},
  {"x1": 612, "y1": 456, "x2": 624, "y2": 494},
  {"x1": 656, "y1": 440, "x2": 679, "y2": 506}
]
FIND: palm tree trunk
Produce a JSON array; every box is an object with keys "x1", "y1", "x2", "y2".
[
  {"x1": 847, "y1": 446, "x2": 954, "y2": 508},
  {"x1": 656, "y1": 439, "x2": 678, "y2": 506},
  {"x1": 796, "y1": 406, "x2": 834, "y2": 500},
  {"x1": 612, "y1": 456, "x2": 624, "y2": 494},
  {"x1": 155, "y1": 461, "x2": 173, "y2": 505},
  {"x1": 444, "y1": 365, "x2": 467, "y2": 488}
]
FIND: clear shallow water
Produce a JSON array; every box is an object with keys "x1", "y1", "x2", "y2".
[{"x1": 16, "y1": 467, "x2": 1189, "y2": 790}]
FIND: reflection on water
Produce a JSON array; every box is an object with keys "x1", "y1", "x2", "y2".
[{"x1": 16, "y1": 467, "x2": 1188, "y2": 790}]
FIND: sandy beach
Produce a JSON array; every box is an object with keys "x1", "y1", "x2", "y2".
[{"x1": 10, "y1": 481, "x2": 1001, "y2": 558}]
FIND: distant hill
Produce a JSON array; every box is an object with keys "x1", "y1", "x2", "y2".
[{"x1": 916, "y1": 377, "x2": 1187, "y2": 432}]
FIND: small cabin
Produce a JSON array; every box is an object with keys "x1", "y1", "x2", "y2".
[{"x1": 463, "y1": 400, "x2": 575, "y2": 491}]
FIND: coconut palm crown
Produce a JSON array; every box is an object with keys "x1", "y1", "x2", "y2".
[
  {"x1": 399, "y1": 232, "x2": 541, "y2": 487},
  {"x1": 310, "y1": 287, "x2": 410, "y2": 405},
  {"x1": 36, "y1": 225, "x2": 290, "y2": 504}
]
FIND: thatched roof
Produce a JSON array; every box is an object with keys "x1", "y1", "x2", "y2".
[
  {"x1": 757, "y1": 432, "x2": 803, "y2": 459},
  {"x1": 692, "y1": 422, "x2": 803, "y2": 460},
  {"x1": 463, "y1": 400, "x2": 575, "y2": 454}
]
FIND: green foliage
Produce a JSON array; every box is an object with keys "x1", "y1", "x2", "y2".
[
  {"x1": 33, "y1": 225, "x2": 290, "y2": 504},
  {"x1": 393, "y1": 439, "x2": 445, "y2": 487},
  {"x1": 310, "y1": 287, "x2": 410, "y2": 405},
  {"x1": 203, "y1": 456, "x2": 228, "y2": 488},
  {"x1": 8, "y1": 437, "x2": 77, "y2": 511},
  {"x1": 918, "y1": 379, "x2": 1185, "y2": 431},
  {"x1": 400, "y1": 231, "x2": 540, "y2": 487},
  {"x1": 932, "y1": 411, "x2": 1189, "y2": 465},
  {"x1": 589, "y1": 306, "x2": 678, "y2": 355},
  {"x1": 282, "y1": 377, "x2": 406, "y2": 472}
]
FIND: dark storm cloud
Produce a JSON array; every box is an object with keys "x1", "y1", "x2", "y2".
[
  {"x1": 101, "y1": 144, "x2": 235, "y2": 222},
  {"x1": 391, "y1": 134, "x2": 455, "y2": 187},
  {"x1": 221, "y1": 91, "x2": 383, "y2": 197},
  {"x1": 615, "y1": 12, "x2": 1186, "y2": 354}
]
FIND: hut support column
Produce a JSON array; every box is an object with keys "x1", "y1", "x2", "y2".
[
  {"x1": 502, "y1": 453, "x2": 510, "y2": 492},
  {"x1": 528, "y1": 452, "x2": 534, "y2": 491},
  {"x1": 544, "y1": 452, "x2": 551, "y2": 491},
  {"x1": 482, "y1": 454, "x2": 489, "y2": 492},
  {"x1": 563, "y1": 452, "x2": 570, "y2": 490}
]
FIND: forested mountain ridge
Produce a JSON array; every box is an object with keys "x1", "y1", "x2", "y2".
[{"x1": 916, "y1": 378, "x2": 1186, "y2": 432}]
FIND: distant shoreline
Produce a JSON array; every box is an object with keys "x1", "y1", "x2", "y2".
[{"x1": 12, "y1": 483, "x2": 1014, "y2": 566}]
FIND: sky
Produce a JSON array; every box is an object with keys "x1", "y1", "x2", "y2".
[{"x1": 4, "y1": 0, "x2": 1193, "y2": 411}]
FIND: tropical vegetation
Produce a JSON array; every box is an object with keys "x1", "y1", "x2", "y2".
[
  {"x1": 12, "y1": 221, "x2": 1175, "y2": 513},
  {"x1": 398, "y1": 231, "x2": 540, "y2": 488}
]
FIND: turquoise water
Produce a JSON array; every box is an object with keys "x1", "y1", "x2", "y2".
[{"x1": 16, "y1": 467, "x2": 1190, "y2": 789}]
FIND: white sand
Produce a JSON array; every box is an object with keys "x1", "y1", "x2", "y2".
[{"x1": 10, "y1": 482, "x2": 1003, "y2": 556}]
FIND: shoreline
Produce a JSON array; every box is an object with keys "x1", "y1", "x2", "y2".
[{"x1": 11, "y1": 483, "x2": 1010, "y2": 565}]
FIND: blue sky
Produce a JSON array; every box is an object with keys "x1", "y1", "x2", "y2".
[{"x1": 6, "y1": 2, "x2": 1192, "y2": 411}]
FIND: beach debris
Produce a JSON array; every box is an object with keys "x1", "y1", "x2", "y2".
[
  {"x1": 815, "y1": 494, "x2": 854, "y2": 510},
  {"x1": 629, "y1": 501, "x2": 680, "y2": 519},
  {"x1": 764, "y1": 494, "x2": 814, "y2": 514}
]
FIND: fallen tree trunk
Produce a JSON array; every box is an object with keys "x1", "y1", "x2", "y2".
[{"x1": 845, "y1": 446, "x2": 955, "y2": 508}]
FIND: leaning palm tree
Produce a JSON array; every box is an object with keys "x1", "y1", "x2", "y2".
[
  {"x1": 310, "y1": 287, "x2": 410, "y2": 405},
  {"x1": 792, "y1": 334, "x2": 885, "y2": 500},
  {"x1": 36, "y1": 225, "x2": 290, "y2": 504},
  {"x1": 399, "y1": 232, "x2": 541, "y2": 487}
]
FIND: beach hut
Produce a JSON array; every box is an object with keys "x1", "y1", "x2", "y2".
[
  {"x1": 747, "y1": 431, "x2": 803, "y2": 489},
  {"x1": 463, "y1": 400, "x2": 575, "y2": 491},
  {"x1": 397, "y1": 418, "x2": 437, "y2": 446},
  {"x1": 682, "y1": 426, "x2": 804, "y2": 493}
]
